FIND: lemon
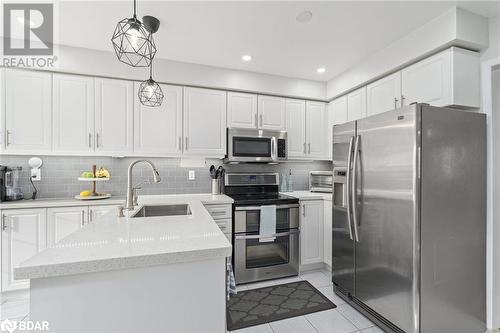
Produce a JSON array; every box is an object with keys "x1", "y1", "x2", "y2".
[{"x1": 80, "y1": 190, "x2": 92, "y2": 197}]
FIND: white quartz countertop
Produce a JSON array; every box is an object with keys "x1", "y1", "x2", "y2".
[
  {"x1": 14, "y1": 194, "x2": 233, "y2": 280},
  {"x1": 284, "y1": 191, "x2": 332, "y2": 201}
]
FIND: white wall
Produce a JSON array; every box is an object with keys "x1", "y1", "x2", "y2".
[
  {"x1": 326, "y1": 7, "x2": 489, "y2": 99},
  {"x1": 40, "y1": 45, "x2": 326, "y2": 101}
]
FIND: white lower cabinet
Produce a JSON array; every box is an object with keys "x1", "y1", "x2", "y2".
[
  {"x1": 89, "y1": 205, "x2": 120, "y2": 223},
  {"x1": 47, "y1": 207, "x2": 87, "y2": 247},
  {"x1": 323, "y1": 200, "x2": 332, "y2": 268},
  {"x1": 1, "y1": 209, "x2": 47, "y2": 291},
  {"x1": 300, "y1": 200, "x2": 324, "y2": 265}
]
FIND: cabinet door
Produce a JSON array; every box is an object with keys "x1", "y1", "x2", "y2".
[
  {"x1": 183, "y1": 87, "x2": 226, "y2": 157},
  {"x1": 53, "y1": 74, "x2": 95, "y2": 153},
  {"x1": 134, "y1": 83, "x2": 182, "y2": 155},
  {"x1": 306, "y1": 101, "x2": 327, "y2": 159},
  {"x1": 347, "y1": 87, "x2": 367, "y2": 121},
  {"x1": 366, "y1": 71, "x2": 401, "y2": 116},
  {"x1": 4, "y1": 69, "x2": 52, "y2": 153},
  {"x1": 258, "y1": 96, "x2": 286, "y2": 130},
  {"x1": 328, "y1": 97, "x2": 348, "y2": 160},
  {"x1": 401, "y1": 49, "x2": 451, "y2": 107},
  {"x1": 95, "y1": 78, "x2": 134, "y2": 154},
  {"x1": 1, "y1": 209, "x2": 47, "y2": 291},
  {"x1": 300, "y1": 200, "x2": 324, "y2": 265},
  {"x1": 323, "y1": 200, "x2": 332, "y2": 267},
  {"x1": 89, "y1": 205, "x2": 120, "y2": 223},
  {"x1": 227, "y1": 92, "x2": 257, "y2": 129},
  {"x1": 285, "y1": 99, "x2": 306, "y2": 158},
  {"x1": 47, "y1": 207, "x2": 86, "y2": 247}
]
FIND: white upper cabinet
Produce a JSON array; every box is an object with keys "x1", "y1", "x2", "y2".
[
  {"x1": 402, "y1": 47, "x2": 479, "y2": 108},
  {"x1": 134, "y1": 83, "x2": 183, "y2": 156},
  {"x1": 94, "y1": 78, "x2": 134, "y2": 154},
  {"x1": 286, "y1": 99, "x2": 307, "y2": 158},
  {"x1": 227, "y1": 92, "x2": 258, "y2": 129},
  {"x1": 366, "y1": 71, "x2": 402, "y2": 116},
  {"x1": 4, "y1": 69, "x2": 52, "y2": 153},
  {"x1": 53, "y1": 74, "x2": 95, "y2": 153},
  {"x1": 330, "y1": 96, "x2": 348, "y2": 125},
  {"x1": 258, "y1": 96, "x2": 286, "y2": 130},
  {"x1": 183, "y1": 87, "x2": 226, "y2": 157},
  {"x1": 300, "y1": 200, "x2": 324, "y2": 265},
  {"x1": 47, "y1": 207, "x2": 86, "y2": 247},
  {"x1": 1, "y1": 209, "x2": 47, "y2": 291},
  {"x1": 347, "y1": 87, "x2": 367, "y2": 121},
  {"x1": 306, "y1": 101, "x2": 327, "y2": 159}
]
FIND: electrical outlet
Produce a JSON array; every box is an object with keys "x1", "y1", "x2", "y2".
[
  {"x1": 31, "y1": 168, "x2": 41, "y2": 181},
  {"x1": 188, "y1": 170, "x2": 195, "y2": 180}
]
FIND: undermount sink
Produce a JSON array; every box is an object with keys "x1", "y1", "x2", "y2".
[{"x1": 131, "y1": 204, "x2": 192, "y2": 218}]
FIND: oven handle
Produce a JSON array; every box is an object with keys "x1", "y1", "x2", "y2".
[
  {"x1": 235, "y1": 229, "x2": 300, "y2": 240},
  {"x1": 235, "y1": 204, "x2": 299, "y2": 211}
]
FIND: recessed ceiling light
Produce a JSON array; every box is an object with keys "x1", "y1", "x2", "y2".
[
  {"x1": 296, "y1": 11, "x2": 313, "y2": 23},
  {"x1": 242, "y1": 55, "x2": 252, "y2": 62},
  {"x1": 316, "y1": 67, "x2": 326, "y2": 74}
]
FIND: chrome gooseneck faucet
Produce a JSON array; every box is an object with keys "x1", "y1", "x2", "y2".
[{"x1": 125, "y1": 160, "x2": 161, "y2": 210}]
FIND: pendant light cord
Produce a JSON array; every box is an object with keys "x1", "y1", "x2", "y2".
[
  {"x1": 133, "y1": 0, "x2": 137, "y2": 18},
  {"x1": 149, "y1": 59, "x2": 153, "y2": 80}
]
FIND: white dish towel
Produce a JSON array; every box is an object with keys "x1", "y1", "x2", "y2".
[{"x1": 259, "y1": 205, "x2": 276, "y2": 242}]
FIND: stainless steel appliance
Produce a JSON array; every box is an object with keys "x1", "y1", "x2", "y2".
[
  {"x1": 332, "y1": 104, "x2": 486, "y2": 333},
  {"x1": 5, "y1": 167, "x2": 24, "y2": 201},
  {"x1": 224, "y1": 173, "x2": 299, "y2": 284},
  {"x1": 0, "y1": 166, "x2": 6, "y2": 202},
  {"x1": 309, "y1": 171, "x2": 333, "y2": 192},
  {"x1": 224, "y1": 128, "x2": 287, "y2": 164}
]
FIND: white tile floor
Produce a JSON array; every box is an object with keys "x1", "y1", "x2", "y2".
[
  {"x1": 232, "y1": 269, "x2": 383, "y2": 333},
  {"x1": 0, "y1": 269, "x2": 384, "y2": 333}
]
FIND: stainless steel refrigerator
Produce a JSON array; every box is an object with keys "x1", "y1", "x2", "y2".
[{"x1": 331, "y1": 104, "x2": 486, "y2": 333}]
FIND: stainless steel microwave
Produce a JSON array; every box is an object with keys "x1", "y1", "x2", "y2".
[{"x1": 224, "y1": 128, "x2": 287, "y2": 163}]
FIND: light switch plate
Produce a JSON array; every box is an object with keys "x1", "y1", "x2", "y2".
[{"x1": 188, "y1": 170, "x2": 195, "y2": 180}]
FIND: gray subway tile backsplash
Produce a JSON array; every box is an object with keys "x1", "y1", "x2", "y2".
[{"x1": 0, "y1": 155, "x2": 331, "y2": 200}]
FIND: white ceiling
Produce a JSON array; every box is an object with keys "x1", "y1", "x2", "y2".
[{"x1": 57, "y1": 1, "x2": 500, "y2": 82}]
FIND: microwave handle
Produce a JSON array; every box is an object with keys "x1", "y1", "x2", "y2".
[{"x1": 271, "y1": 136, "x2": 278, "y2": 161}]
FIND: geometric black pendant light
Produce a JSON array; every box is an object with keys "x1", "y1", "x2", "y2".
[
  {"x1": 138, "y1": 60, "x2": 164, "y2": 107},
  {"x1": 111, "y1": 0, "x2": 156, "y2": 67}
]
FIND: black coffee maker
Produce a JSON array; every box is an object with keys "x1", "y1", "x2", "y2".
[{"x1": 0, "y1": 166, "x2": 6, "y2": 202}]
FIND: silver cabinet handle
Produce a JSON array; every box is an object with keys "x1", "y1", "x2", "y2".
[
  {"x1": 259, "y1": 114, "x2": 263, "y2": 128},
  {"x1": 178, "y1": 137, "x2": 182, "y2": 151},
  {"x1": 254, "y1": 113, "x2": 258, "y2": 127},
  {"x1": 351, "y1": 135, "x2": 360, "y2": 242},
  {"x1": 1, "y1": 214, "x2": 7, "y2": 231},
  {"x1": 88, "y1": 133, "x2": 92, "y2": 148},
  {"x1": 401, "y1": 95, "x2": 406, "y2": 106},
  {"x1": 346, "y1": 136, "x2": 355, "y2": 241},
  {"x1": 303, "y1": 142, "x2": 306, "y2": 154},
  {"x1": 81, "y1": 210, "x2": 85, "y2": 226},
  {"x1": 394, "y1": 97, "x2": 399, "y2": 109},
  {"x1": 96, "y1": 133, "x2": 100, "y2": 148},
  {"x1": 89, "y1": 209, "x2": 93, "y2": 223},
  {"x1": 185, "y1": 136, "x2": 188, "y2": 150},
  {"x1": 302, "y1": 204, "x2": 306, "y2": 217},
  {"x1": 5, "y1": 130, "x2": 11, "y2": 146},
  {"x1": 308, "y1": 143, "x2": 311, "y2": 154}
]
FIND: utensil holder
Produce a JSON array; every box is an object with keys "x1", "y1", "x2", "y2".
[{"x1": 212, "y1": 179, "x2": 220, "y2": 195}]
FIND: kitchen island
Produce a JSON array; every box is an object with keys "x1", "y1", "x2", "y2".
[{"x1": 14, "y1": 194, "x2": 233, "y2": 333}]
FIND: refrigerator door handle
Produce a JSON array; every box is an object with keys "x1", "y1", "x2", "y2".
[
  {"x1": 351, "y1": 135, "x2": 360, "y2": 242},
  {"x1": 346, "y1": 136, "x2": 355, "y2": 241}
]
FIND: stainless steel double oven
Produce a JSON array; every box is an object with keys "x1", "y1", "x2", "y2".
[{"x1": 224, "y1": 173, "x2": 299, "y2": 284}]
